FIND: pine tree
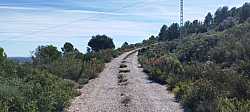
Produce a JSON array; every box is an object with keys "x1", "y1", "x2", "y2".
[{"x1": 204, "y1": 12, "x2": 213, "y2": 29}]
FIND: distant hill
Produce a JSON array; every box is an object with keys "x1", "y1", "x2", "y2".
[{"x1": 8, "y1": 57, "x2": 32, "y2": 63}]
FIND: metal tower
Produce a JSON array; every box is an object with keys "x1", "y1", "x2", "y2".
[{"x1": 180, "y1": 0, "x2": 184, "y2": 38}]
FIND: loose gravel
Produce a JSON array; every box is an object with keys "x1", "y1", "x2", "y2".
[{"x1": 67, "y1": 51, "x2": 184, "y2": 112}]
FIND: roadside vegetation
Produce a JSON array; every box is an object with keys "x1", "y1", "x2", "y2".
[
  {"x1": 139, "y1": 3, "x2": 250, "y2": 112},
  {"x1": 0, "y1": 34, "x2": 136, "y2": 111}
]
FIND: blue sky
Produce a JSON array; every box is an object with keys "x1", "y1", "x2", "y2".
[{"x1": 0, "y1": 0, "x2": 249, "y2": 57}]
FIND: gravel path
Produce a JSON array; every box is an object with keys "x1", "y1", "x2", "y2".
[{"x1": 67, "y1": 51, "x2": 184, "y2": 112}]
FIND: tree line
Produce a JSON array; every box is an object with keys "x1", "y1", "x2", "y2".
[{"x1": 157, "y1": 3, "x2": 250, "y2": 41}]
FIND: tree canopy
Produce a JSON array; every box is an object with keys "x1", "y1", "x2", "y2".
[
  {"x1": 214, "y1": 6, "x2": 229, "y2": 25},
  {"x1": 158, "y1": 23, "x2": 180, "y2": 41},
  {"x1": 156, "y1": 2, "x2": 250, "y2": 42},
  {"x1": 88, "y1": 35, "x2": 115, "y2": 52},
  {"x1": 204, "y1": 12, "x2": 213, "y2": 28},
  {"x1": 158, "y1": 25, "x2": 168, "y2": 41},
  {"x1": 0, "y1": 47, "x2": 6, "y2": 62},
  {"x1": 121, "y1": 42, "x2": 129, "y2": 48},
  {"x1": 33, "y1": 45, "x2": 61, "y2": 65},
  {"x1": 62, "y1": 42, "x2": 74, "y2": 54},
  {"x1": 239, "y1": 3, "x2": 250, "y2": 22}
]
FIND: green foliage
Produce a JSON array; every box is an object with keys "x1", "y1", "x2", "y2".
[
  {"x1": 62, "y1": 42, "x2": 74, "y2": 54},
  {"x1": 182, "y1": 79, "x2": 217, "y2": 112},
  {"x1": 139, "y1": 20, "x2": 250, "y2": 112},
  {"x1": 158, "y1": 25, "x2": 168, "y2": 41},
  {"x1": 183, "y1": 20, "x2": 207, "y2": 35},
  {"x1": 239, "y1": 3, "x2": 250, "y2": 22},
  {"x1": 155, "y1": 2, "x2": 250, "y2": 43},
  {"x1": 121, "y1": 42, "x2": 129, "y2": 49},
  {"x1": 0, "y1": 40, "x2": 119, "y2": 111},
  {"x1": 85, "y1": 49, "x2": 118, "y2": 63},
  {"x1": 139, "y1": 49, "x2": 183, "y2": 84},
  {"x1": 214, "y1": 6, "x2": 229, "y2": 25},
  {"x1": 31, "y1": 42, "x2": 114, "y2": 84},
  {"x1": 158, "y1": 23, "x2": 180, "y2": 41},
  {"x1": 173, "y1": 80, "x2": 193, "y2": 100},
  {"x1": 49, "y1": 56, "x2": 83, "y2": 81},
  {"x1": 0, "y1": 59, "x2": 77, "y2": 112},
  {"x1": 176, "y1": 34, "x2": 220, "y2": 62},
  {"x1": 0, "y1": 47, "x2": 7, "y2": 62},
  {"x1": 32, "y1": 45, "x2": 61, "y2": 65},
  {"x1": 204, "y1": 12, "x2": 213, "y2": 29},
  {"x1": 216, "y1": 98, "x2": 250, "y2": 112},
  {"x1": 239, "y1": 60, "x2": 250, "y2": 77},
  {"x1": 88, "y1": 35, "x2": 115, "y2": 52}
]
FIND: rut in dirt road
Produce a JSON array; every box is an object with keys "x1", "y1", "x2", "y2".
[{"x1": 67, "y1": 51, "x2": 184, "y2": 112}]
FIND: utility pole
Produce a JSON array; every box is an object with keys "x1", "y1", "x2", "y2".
[{"x1": 180, "y1": 0, "x2": 184, "y2": 38}]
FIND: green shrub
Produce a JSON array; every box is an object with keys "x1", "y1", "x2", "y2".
[
  {"x1": 138, "y1": 7, "x2": 250, "y2": 112},
  {"x1": 239, "y1": 60, "x2": 250, "y2": 78},
  {"x1": 0, "y1": 60, "x2": 78, "y2": 112},
  {"x1": 139, "y1": 51, "x2": 184, "y2": 85},
  {"x1": 182, "y1": 79, "x2": 217, "y2": 112},
  {"x1": 173, "y1": 80, "x2": 193, "y2": 100},
  {"x1": 216, "y1": 97, "x2": 250, "y2": 112}
]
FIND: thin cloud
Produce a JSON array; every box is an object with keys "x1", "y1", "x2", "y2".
[{"x1": 0, "y1": 0, "x2": 249, "y2": 56}]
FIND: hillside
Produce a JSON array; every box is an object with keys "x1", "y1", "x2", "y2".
[
  {"x1": 138, "y1": 3, "x2": 250, "y2": 112},
  {"x1": 8, "y1": 57, "x2": 32, "y2": 63}
]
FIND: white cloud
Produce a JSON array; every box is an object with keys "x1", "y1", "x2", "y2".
[{"x1": 0, "y1": 6, "x2": 39, "y2": 10}]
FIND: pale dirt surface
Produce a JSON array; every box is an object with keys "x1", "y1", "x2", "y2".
[{"x1": 67, "y1": 51, "x2": 184, "y2": 112}]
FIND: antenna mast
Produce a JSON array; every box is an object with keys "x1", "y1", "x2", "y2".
[{"x1": 180, "y1": 0, "x2": 184, "y2": 38}]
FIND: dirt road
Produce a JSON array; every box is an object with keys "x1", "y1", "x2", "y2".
[{"x1": 67, "y1": 51, "x2": 184, "y2": 112}]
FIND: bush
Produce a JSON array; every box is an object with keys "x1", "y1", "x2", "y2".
[
  {"x1": 0, "y1": 65, "x2": 78, "y2": 112},
  {"x1": 173, "y1": 80, "x2": 193, "y2": 100},
  {"x1": 88, "y1": 35, "x2": 115, "y2": 52},
  {"x1": 182, "y1": 79, "x2": 217, "y2": 112},
  {"x1": 216, "y1": 97, "x2": 250, "y2": 112},
  {"x1": 138, "y1": 50, "x2": 184, "y2": 85}
]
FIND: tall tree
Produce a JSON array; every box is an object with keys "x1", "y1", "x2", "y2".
[
  {"x1": 204, "y1": 12, "x2": 213, "y2": 28},
  {"x1": 149, "y1": 35, "x2": 157, "y2": 41},
  {"x1": 88, "y1": 35, "x2": 115, "y2": 52},
  {"x1": 166, "y1": 23, "x2": 180, "y2": 41},
  {"x1": 229, "y1": 7, "x2": 238, "y2": 17},
  {"x1": 86, "y1": 47, "x2": 91, "y2": 53},
  {"x1": 214, "y1": 6, "x2": 229, "y2": 25},
  {"x1": 158, "y1": 25, "x2": 168, "y2": 41},
  {"x1": 33, "y1": 45, "x2": 61, "y2": 65},
  {"x1": 62, "y1": 42, "x2": 74, "y2": 54},
  {"x1": 121, "y1": 42, "x2": 129, "y2": 48},
  {"x1": 184, "y1": 21, "x2": 192, "y2": 35},
  {"x1": 239, "y1": 3, "x2": 250, "y2": 22}
]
